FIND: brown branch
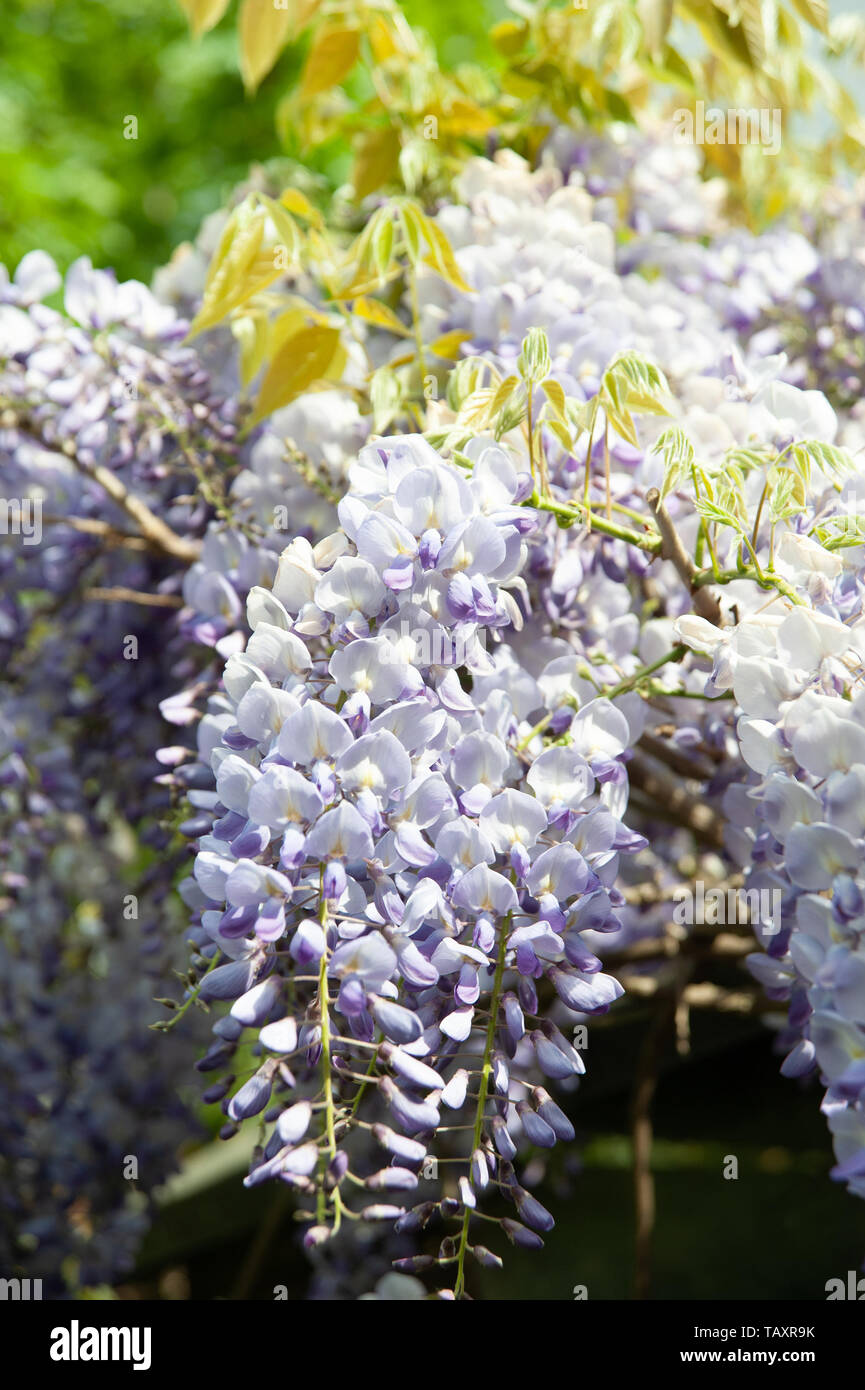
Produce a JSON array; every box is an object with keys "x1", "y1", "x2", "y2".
[
  {"x1": 84, "y1": 586, "x2": 184, "y2": 608},
  {"x1": 4, "y1": 403, "x2": 203, "y2": 565},
  {"x1": 631, "y1": 967, "x2": 690, "y2": 1300},
  {"x1": 42, "y1": 514, "x2": 150, "y2": 551},
  {"x1": 646, "y1": 488, "x2": 722, "y2": 626},
  {"x1": 619, "y1": 974, "x2": 777, "y2": 1015},
  {"x1": 67, "y1": 454, "x2": 201, "y2": 564},
  {"x1": 636, "y1": 730, "x2": 716, "y2": 782},
  {"x1": 627, "y1": 757, "x2": 725, "y2": 848}
]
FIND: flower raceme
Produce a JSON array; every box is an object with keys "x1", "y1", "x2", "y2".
[
  {"x1": 181, "y1": 435, "x2": 641, "y2": 1292},
  {"x1": 677, "y1": 591, "x2": 865, "y2": 1202}
]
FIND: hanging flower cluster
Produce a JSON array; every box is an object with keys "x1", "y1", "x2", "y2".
[
  {"x1": 8, "y1": 106, "x2": 865, "y2": 1299},
  {"x1": 178, "y1": 434, "x2": 651, "y2": 1292},
  {"x1": 677, "y1": 583, "x2": 865, "y2": 1202},
  {"x1": 0, "y1": 252, "x2": 232, "y2": 1291}
]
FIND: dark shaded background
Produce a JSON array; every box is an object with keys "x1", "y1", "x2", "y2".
[{"x1": 127, "y1": 1009, "x2": 865, "y2": 1301}]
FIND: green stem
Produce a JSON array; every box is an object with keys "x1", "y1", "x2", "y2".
[
  {"x1": 151, "y1": 949, "x2": 223, "y2": 1032},
  {"x1": 691, "y1": 465, "x2": 720, "y2": 579},
  {"x1": 534, "y1": 493, "x2": 662, "y2": 553},
  {"x1": 604, "y1": 420, "x2": 611, "y2": 520},
  {"x1": 349, "y1": 1049, "x2": 379, "y2": 1118},
  {"x1": 407, "y1": 261, "x2": 428, "y2": 393},
  {"x1": 588, "y1": 498, "x2": 655, "y2": 528},
  {"x1": 516, "y1": 711, "x2": 553, "y2": 751},
  {"x1": 582, "y1": 398, "x2": 599, "y2": 532},
  {"x1": 739, "y1": 531, "x2": 766, "y2": 580},
  {"x1": 692, "y1": 565, "x2": 804, "y2": 605},
  {"x1": 316, "y1": 948, "x2": 342, "y2": 1232},
  {"x1": 603, "y1": 645, "x2": 688, "y2": 700},
  {"x1": 526, "y1": 387, "x2": 535, "y2": 482},
  {"x1": 453, "y1": 917, "x2": 510, "y2": 1299},
  {"x1": 751, "y1": 479, "x2": 770, "y2": 554}
]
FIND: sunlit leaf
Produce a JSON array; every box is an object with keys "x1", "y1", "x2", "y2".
[
  {"x1": 279, "y1": 187, "x2": 324, "y2": 230},
  {"x1": 369, "y1": 364, "x2": 404, "y2": 433},
  {"x1": 790, "y1": 0, "x2": 829, "y2": 34},
  {"x1": 352, "y1": 296, "x2": 411, "y2": 337},
  {"x1": 239, "y1": 0, "x2": 293, "y2": 93},
  {"x1": 417, "y1": 209, "x2": 474, "y2": 293},
  {"x1": 694, "y1": 495, "x2": 745, "y2": 533},
  {"x1": 352, "y1": 127, "x2": 402, "y2": 201},
  {"x1": 490, "y1": 18, "x2": 529, "y2": 56},
  {"x1": 189, "y1": 201, "x2": 285, "y2": 336},
  {"x1": 177, "y1": 0, "x2": 231, "y2": 39},
  {"x1": 790, "y1": 439, "x2": 856, "y2": 480},
  {"x1": 637, "y1": 0, "x2": 673, "y2": 58},
  {"x1": 251, "y1": 323, "x2": 343, "y2": 422},
  {"x1": 429, "y1": 330, "x2": 473, "y2": 360},
  {"x1": 300, "y1": 24, "x2": 360, "y2": 98},
  {"x1": 541, "y1": 378, "x2": 567, "y2": 420}
]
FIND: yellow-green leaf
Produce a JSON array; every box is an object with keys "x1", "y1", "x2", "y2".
[
  {"x1": 239, "y1": 0, "x2": 293, "y2": 93},
  {"x1": 790, "y1": 0, "x2": 828, "y2": 34},
  {"x1": 232, "y1": 311, "x2": 270, "y2": 387},
  {"x1": 637, "y1": 0, "x2": 673, "y2": 59},
  {"x1": 429, "y1": 330, "x2": 473, "y2": 360},
  {"x1": 419, "y1": 212, "x2": 474, "y2": 293},
  {"x1": 489, "y1": 374, "x2": 522, "y2": 418},
  {"x1": 396, "y1": 203, "x2": 423, "y2": 264},
  {"x1": 369, "y1": 365, "x2": 404, "y2": 433},
  {"x1": 490, "y1": 18, "x2": 529, "y2": 56},
  {"x1": 372, "y1": 214, "x2": 395, "y2": 282},
  {"x1": 739, "y1": 0, "x2": 768, "y2": 65},
  {"x1": 352, "y1": 296, "x2": 411, "y2": 337},
  {"x1": 541, "y1": 378, "x2": 568, "y2": 420},
  {"x1": 352, "y1": 127, "x2": 402, "y2": 201},
  {"x1": 280, "y1": 187, "x2": 324, "y2": 230},
  {"x1": 547, "y1": 419, "x2": 576, "y2": 453},
  {"x1": 300, "y1": 24, "x2": 360, "y2": 98},
  {"x1": 178, "y1": 0, "x2": 230, "y2": 38},
  {"x1": 368, "y1": 14, "x2": 400, "y2": 63},
  {"x1": 189, "y1": 206, "x2": 284, "y2": 336},
  {"x1": 258, "y1": 194, "x2": 302, "y2": 262},
  {"x1": 269, "y1": 306, "x2": 310, "y2": 354},
  {"x1": 251, "y1": 324, "x2": 344, "y2": 423}
]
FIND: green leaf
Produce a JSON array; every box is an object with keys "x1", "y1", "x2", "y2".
[
  {"x1": 694, "y1": 495, "x2": 745, "y2": 533},
  {"x1": 352, "y1": 128, "x2": 402, "y2": 202},
  {"x1": 652, "y1": 426, "x2": 695, "y2": 499},
  {"x1": 790, "y1": 440, "x2": 856, "y2": 480},
  {"x1": 517, "y1": 329, "x2": 552, "y2": 384},
  {"x1": 372, "y1": 214, "x2": 395, "y2": 283},
  {"x1": 369, "y1": 364, "x2": 404, "y2": 433}
]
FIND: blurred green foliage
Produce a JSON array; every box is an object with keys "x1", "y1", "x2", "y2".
[{"x1": 0, "y1": 0, "x2": 506, "y2": 284}]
